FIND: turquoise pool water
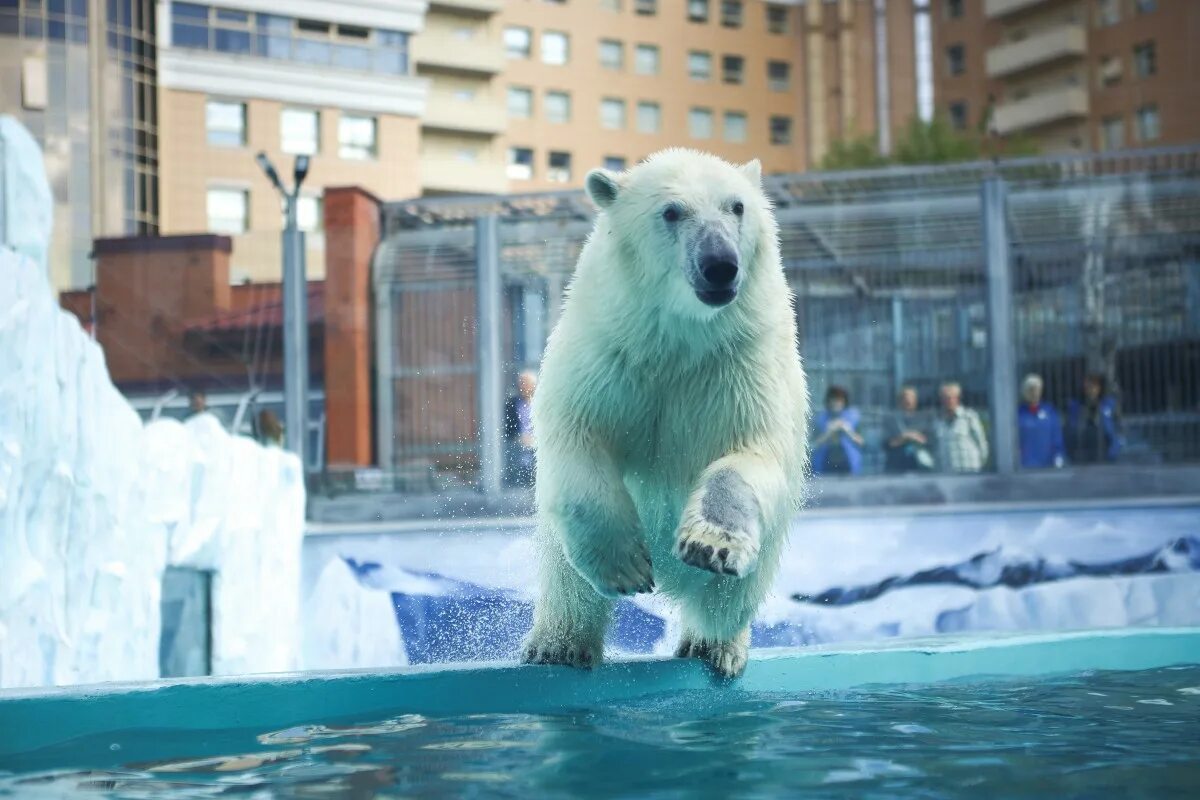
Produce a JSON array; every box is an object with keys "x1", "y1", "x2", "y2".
[{"x1": 2, "y1": 631, "x2": 1198, "y2": 798}]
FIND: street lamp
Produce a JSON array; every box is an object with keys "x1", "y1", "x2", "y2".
[{"x1": 256, "y1": 151, "x2": 310, "y2": 470}]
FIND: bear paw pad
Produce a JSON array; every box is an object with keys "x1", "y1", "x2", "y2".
[
  {"x1": 675, "y1": 517, "x2": 759, "y2": 577},
  {"x1": 676, "y1": 636, "x2": 748, "y2": 679}
]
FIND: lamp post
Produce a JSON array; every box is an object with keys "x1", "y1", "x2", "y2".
[{"x1": 256, "y1": 152, "x2": 311, "y2": 470}]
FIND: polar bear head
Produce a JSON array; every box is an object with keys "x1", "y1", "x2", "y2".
[{"x1": 584, "y1": 149, "x2": 773, "y2": 319}]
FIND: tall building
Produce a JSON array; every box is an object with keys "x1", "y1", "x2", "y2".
[
  {"x1": 496, "y1": 0, "x2": 922, "y2": 191},
  {"x1": 155, "y1": 0, "x2": 429, "y2": 282},
  {"x1": 932, "y1": 0, "x2": 1200, "y2": 153},
  {"x1": 0, "y1": 0, "x2": 159, "y2": 291}
]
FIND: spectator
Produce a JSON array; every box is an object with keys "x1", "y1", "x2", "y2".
[
  {"x1": 1066, "y1": 373, "x2": 1121, "y2": 464},
  {"x1": 1017, "y1": 373, "x2": 1065, "y2": 469},
  {"x1": 812, "y1": 385, "x2": 864, "y2": 476},
  {"x1": 883, "y1": 385, "x2": 934, "y2": 473},
  {"x1": 503, "y1": 369, "x2": 538, "y2": 487},
  {"x1": 257, "y1": 409, "x2": 284, "y2": 447},
  {"x1": 185, "y1": 388, "x2": 227, "y2": 427},
  {"x1": 933, "y1": 381, "x2": 989, "y2": 472}
]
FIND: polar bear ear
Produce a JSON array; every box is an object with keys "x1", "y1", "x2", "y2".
[
  {"x1": 740, "y1": 159, "x2": 763, "y2": 187},
  {"x1": 585, "y1": 169, "x2": 623, "y2": 210}
]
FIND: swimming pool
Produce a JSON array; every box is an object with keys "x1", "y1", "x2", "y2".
[{"x1": 2, "y1": 628, "x2": 1198, "y2": 797}]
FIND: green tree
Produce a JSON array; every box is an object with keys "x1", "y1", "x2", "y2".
[
  {"x1": 820, "y1": 134, "x2": 889, "y2": 170},
  {"x1": 819, "y1": 117, "x2": 1038, "y2": 170}
]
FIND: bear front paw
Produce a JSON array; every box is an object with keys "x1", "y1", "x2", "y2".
[
  {"x1": 564, "y1": 531, "x2": 655, "y2": 599},
  {"x1": 675, "y1": 468, "x2": 760, "y2": 577}
]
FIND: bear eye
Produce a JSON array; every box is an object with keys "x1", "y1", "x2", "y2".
[
  {"x1": 732, "y1": 201, "x2": 745, "y2": 217},
  {"x1": 662, "y1": 205, "x2": 681, "y2": 223}
]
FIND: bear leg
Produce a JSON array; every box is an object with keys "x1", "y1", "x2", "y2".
[
  {"x1": 675, "y1": 628, "x2": 750, "y2": 679},
  {"x1": 523, "y1": 538, "x2": 613, "y2": 669},
  {"x1": 675, "y1": 466, "x2": 761, "y2": 578}
]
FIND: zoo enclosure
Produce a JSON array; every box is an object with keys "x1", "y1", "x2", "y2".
[{"x1": 371, "y1": 146, "x2": 1200, "y2": 492}]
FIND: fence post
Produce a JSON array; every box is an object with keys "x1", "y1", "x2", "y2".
[
  {"x1": 981, "y1": 174, "x2": 1018, "y2": 474},
  {"x1": 476, "y1": 215, "x2": 504, "y2": 497}
]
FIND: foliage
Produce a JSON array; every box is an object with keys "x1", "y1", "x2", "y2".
[{"x1": 819, "y1": 117, "x2": 1039, "y2": 170}]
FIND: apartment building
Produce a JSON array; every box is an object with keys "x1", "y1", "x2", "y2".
[
  {"x1": 932, "y1": 0, "x2": 1199, "y2": 153},
  {"x1": 155, "y1": 0, "x2": 429, "y2": 282},
  {"x1": 497, "y1": 0, "x2": 921, "y2": 191}
]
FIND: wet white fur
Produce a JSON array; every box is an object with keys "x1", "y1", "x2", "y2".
[{"x1": 524, "y1": 149, "x2": 809, "y2": 677}]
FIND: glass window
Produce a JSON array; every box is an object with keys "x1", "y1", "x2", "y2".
[
  {"x1": 689, "y1": 107, "x2": 713, "y2": 139},
  {"x1": 1100, "y1": 115, "x2": 1124, "y2": 151},
  {"x1": 508, "y1": 87, "x2": 533, "y2": 118},
  {"x1": 722, "y1": 54, "x2": 744, "y2": 84},
  {"x1": 635, "y1": 44, "x2": 660, "y2": 75},
  {"x1": 723, "y1": 111, "x2": 747, "y2": 143},
  {"x1": 1136, "y1": 0, "x2": 1156, "y2": 13},
  {"x1": 768, "y1": 60, "x2": 789, "y2": 91},
  {"x1": 946, "y1": 0, "x2": 964, "y2": 19},
  {"x1": 547, "y1": 151, "x2": 572, "y2": 183},
  {"x1": 172, "y1": 1, "x2": 209, "y2": 49},
  {"x1": 1095, "y1": 0, "x2": 1119, "y2": 27},
  {"x1": 949, "y1": 100, "x2": 968, "y2": 131},
  {"x1": 1135, "y1": 104, "x2": 1160, "y2": 142},
  {"x1": 338, "y1": 114, "x2": 376, "y2": 159},
  {"x1": 688, "y1": 0, "x2": 709, "y2": 23},
  {"x1": 293, "y1": 38, "x2": 331, "y2": 65},
  {"x1": 603, "y1": 156, "x2": 627, "y2": 171},
  {"x1": 721, "y1": 0, "x2": 742, "y2": 28},
  {"x1": 508, "y1": 146, "x2": 534, "y2": 180},
  {"x1": 545, "y1": 90, "x2": 571, "y2": 123},
  {"x1": 297, "y1": 194, "x2": 322, "y2": 232},
  {"x1": 601, "y1": 98, "x2": 626, "y2": 130},
  {"x1": 637, "y1": 101, "x2": 661, "y2": 133},
  {"x1": 255, "y1": 13, "x2": 291, "y2": 59},
  {"x1": 1099, "y1": 54, "x2": 1122, "y2": 87},
  {"x1": 281, "y1": 108, "x2": 320, "y2": 155},
  {"x1": 635, "y1": 0, "x2": 656, "y2": 15},
  {"x1": 766, "y1": 5, "x2": 787, "y2": 34},
  {"x1": 205, "y1": 100, "x2": 245, "y2": 147},
  {"x1": 504, "y1": 26, "x2": 531, "y2": 59},
  {"x1": 688, "y1": 50, "x2": 712, "y2": 80},
  {"x1": 173, "y1": 2, "x2": 209, "y2": 19},
  {"x1": 770, "y1": 115, "x2": 792, "y2": 145},
  {"x1": 334, "y1": 44, "x2": 371, "y2": 71},
  {"x1": 946, "y1": 44, "x2": 965, "y2": 76},
  {"x1": 206, "y1": 187, "x2": 248, "y2": 235},
  {"x1": 541, "y1": 31, "x2": 569, "y2": 65},
  {"x1": 600, "y1": 39, "x2": 623, "y2": 70},
  {"x1": 1133, "y1": 41, "x2": 1156, "y2": 78},
  {"x1": 374, "y1": 30, "x2": 408, "y2": 74},
  {"x1": 601, "y1": 0, "x2": 621, "y2": 10}
]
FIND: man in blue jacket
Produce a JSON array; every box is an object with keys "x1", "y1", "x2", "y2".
[
  {"x1": 1018, "y1": 373, "x2": 1065, "y2": 469},
  {"x1": 1067, "y1": 373, "x2": 1122, "y2": 463}
]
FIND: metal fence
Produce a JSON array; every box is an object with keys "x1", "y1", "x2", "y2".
[{"x1": 370, "y1": 146, "x2": 1200, "y2": 492}]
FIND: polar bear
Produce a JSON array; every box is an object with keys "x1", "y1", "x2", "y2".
[{"x1": 521, "y1": 149, "x2": 809, "y2": 678}]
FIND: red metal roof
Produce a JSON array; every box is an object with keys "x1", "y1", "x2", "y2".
[{"x1": 185, "y1": 282, "x2": 325, "y2": 335}]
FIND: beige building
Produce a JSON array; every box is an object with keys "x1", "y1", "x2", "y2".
[
  {"x1": 155, "y1": 0, "x2": 429, "y2": 282},
  {"x1": 932, "y1": 0, "x2": 1200, "y2": 153}
]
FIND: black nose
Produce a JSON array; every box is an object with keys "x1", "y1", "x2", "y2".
[{"x1": 699, "y1": 256, "x2": 739, "y2": 287}]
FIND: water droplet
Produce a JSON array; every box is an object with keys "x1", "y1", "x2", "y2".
[{"x1": 109, "y1": 743, "x2": 121, "y2": 751}]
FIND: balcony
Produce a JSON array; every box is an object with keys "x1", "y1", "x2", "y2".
[
  {"x1": 428, "y1": 0, "x2": 503, "y2": 14},
  {"x1": 986, "y1": 24, "x2": 1086, "y2": 78},
  {"x1": 422, "y1": 92, "x2": 506, "y2": 135},
  {"x1": 413, "y1": 33, "x2": 504, "y2": 75},
  {"x1": 421, "y1": 157, "x2": 509, "y2": 194},
  {"x1": 985, "y1": 0, "x2": 1051, "y2": 18},
  {"x1": 992, "y1": 85, "x2": 1089, "y2": 135}
]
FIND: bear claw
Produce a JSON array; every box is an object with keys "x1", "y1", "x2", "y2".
[
  {"x1": 675, "y1": 518, "x2": 758, "y2": 578},
  {"x1": 522, "y1": 637, "x2": 598, "y2": 669},
  {"x1": 675, "y1": 635, "x2": 748, "y2": 679}
]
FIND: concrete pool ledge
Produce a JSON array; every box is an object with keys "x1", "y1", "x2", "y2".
[{"x1": 2, "y1": 628, "x2": 1199, "y2": 761}]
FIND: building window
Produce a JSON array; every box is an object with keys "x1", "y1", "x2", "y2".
[
  {"x1": 281, "y1": 108, "x2": 319, "y2": 155},
  {"x1": 688, "y1": 0, "x2": 709, "y2": 23},
  {"x1": 1095, "y1": 0, "x2": 1119, "y2": 27},
  {"x1": 542, "y1": 31, "x2": 569, "y2": 65},
  {"x1": 1099, "y1": 54, "x2": 1122, "y2": 87},
  {"x1": 948, "y1": 101, "x2": 968, "y2": 131},
  {"x1": 1100, "y1": 116, "x2": 1124, "y2": 151},
  {"x1": 545, "y1": 90, "x2": 571, "y2": 123},
  {"x1": 767, "y1": 60, "x2": 790, "y2": 91},
  {"x1": 688, "y1": 50, "x2": 712, "y2": 80},
  {"x1": 721, "y1": 0, "x2": 742, "y2": 28},
  {"x1": 770, "y1": 115, "x2": 792, "y2": 145},
  {"x1": 722, "y1": 54, "x2": 744, "y2": 84},
  {"x1": 766, "y1": 5, "x2": 788, "y2": 34},
  {"x1": 297, "y1": 194, "x2": 323, "y2": 232},
  {"x1": 1136, "y1": 0, "x2": 1157, "y2": 13},
  {"x1": 601, "y1": 0, "x2": 621, "y2": 11},
  {"x1": 724, "y1": 111, "x2": 747, "y2": 143},
  {"x1": 689, "y1": 107, "x2": 714, "y2": 139},
  {"x1": 1135, "y1": 104, "x2": 1160, "y2": 142},
  {"x1": 945, "y1": 0, "x2": 964, "y2": 19},
  {"x1": 207, "y1": 188, "x2": 248, "y2": 234},
  {"x1": 338, "y1": 114, "x2": 377, "y2": 159},
  {"x1": 600, "y1": 39, "x2": 623, "y2": 71},
  {"x1": 637, "y1": 101, "x2": 661, "y2": 133},
  {"x1": 508, "y1": 87, "x2": 533, "y2": 119},
  {"x1": 1133, "y1": 41, "x2": 1156, "y2": 78},
  {"x1": 547, "y1": 151, "x2": 572, "y2": 183},
  {"x1": 635, "y1": 44, "x2": 660, "y2": 75},
  {"x1": 635, "y1": 0, "x2": 657, "y2": 16},
  {"x1": 205, "y1": 100, "x2": 245, "y2": 147},
  {"x1": 508, "y1": 147, "x2": 534, "y2": 180},
  {"x1": 504, "y1": 26, "x2": 532, "y2": 59},
  {"x1": 601, "y1": 98, "x2": 626, "y2": 130},
  {"x1": 603, "y1": 156, "x2": 627, "y2": 171},
  {"x1": 946, "y1": 44, "x2": 965, "y2": 76}
]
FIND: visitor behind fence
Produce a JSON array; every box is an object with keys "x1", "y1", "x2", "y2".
[
  {"x1": 933, "y1": 381, "x2": 989, "y2": 473},
  {"x1": 884, "y1": 385, "x2": 934, "y2": 473},
  {"x1": 503, "y1": 369, "x2": 538, "y2": 487},
  {"x1": 812, "y1": 385, "x2": 864, "y2": 476},
  {"x1": 1066, "y1": 373, "x2": 1122, "y2": 464},
  {"x1": 1018, "y1": 373, "x2": 1065, "y2": 469}
]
